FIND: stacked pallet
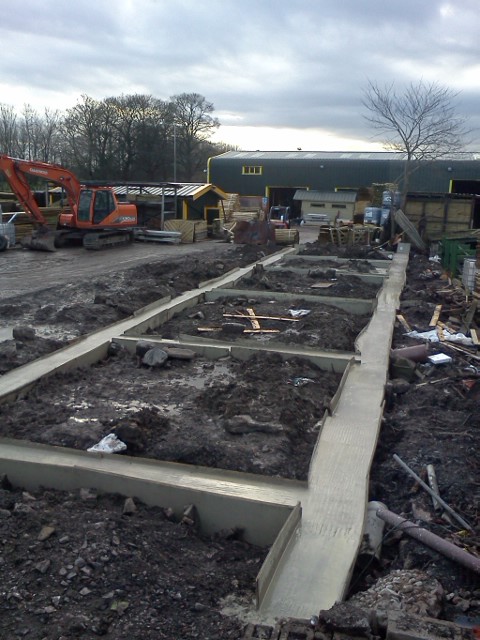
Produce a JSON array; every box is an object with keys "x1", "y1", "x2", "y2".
[
  {"x1": 219, "y1": 193, "x2": 262, "y2": 224},
  {"x1": 219, "y1": 193, "x2": 241, "y2": 222},
  {"x1": 231, "y1": 210, "x2": 260, "y2": 222},
  {"x1": 274, "y1": 228, "x2": 299, "y2": 246}
]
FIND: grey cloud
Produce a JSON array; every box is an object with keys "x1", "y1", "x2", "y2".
[{"x1": 1, "y1": 0, "x2": 479, "y2": 147}]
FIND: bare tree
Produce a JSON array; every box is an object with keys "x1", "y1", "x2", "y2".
[
  {"x1": 17, "y1": 105, "x2": 62, "y2": 163},
  {"x1": 131, "y1": 97, "x2": 175, "y2": 181},
  {"x1": 0, "y1": 103, "x2": 20, "y2": 157},
  {"x1": 39, "y1": 108, "x2": 63, "y2": 163},
  {"x1": 362, "y1": 80, "x2": 470, "y2": 199},
  {"x1": 61, "y1": 95, "x2": 119, "y2": 179},
  {"x1": 171, "y1": 93, "x2": 219, "y2": 181},
  {"x1": 105, "y1": 94, "x2": 173, "y2": 181},
  {"x1": 19, "y1": 104, "x2": 41, "y2": 160}
]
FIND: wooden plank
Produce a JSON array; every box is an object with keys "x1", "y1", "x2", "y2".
[
  {"x1": 429, "y1": 304, "x2": 442, "y2": 327},
  {"x1": 462, "y1": 300, "x2": 478, "y2": 331},
  {"x1": 197, "y1": 326, "x2": 280, "y2": 334},
  {"x1": 396, "y1": 314, "x2": 412, "y2": 332},
  {"x1": 436, "y1": 321, "x2": 454, "y2": 334},
  {"x1": 470, "y1": 328, "x2": 480, "y2": 345},
  {"x1": 246, "y1": 308, "x2": 261, "y2": 330},
  {"x1": 223, "y1": 313, "x2": 299, "y2": 322},
  {"x1": 443, "y1": 343, "x2": 480, "y2": 362}
]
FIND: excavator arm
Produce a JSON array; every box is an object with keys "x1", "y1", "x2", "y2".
[
  {"x1": 0, "y1": 155, "x2": 138, "y2": 251},
  {"x1": 0, "y1": 155, "x2": 82, "y2": 226}
]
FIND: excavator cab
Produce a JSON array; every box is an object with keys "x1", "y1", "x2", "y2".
[
  {"x1": 268, "y1": 205, "x2": 291, "y2": 229},
  {"x1": 77, "y1": 189, "x2": 116, "y2": 225}
]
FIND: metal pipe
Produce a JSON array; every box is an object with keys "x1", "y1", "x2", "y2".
[
  {"x1": 376, "y1": 506, "x2": 480, "y2": 575},
  {"x1": 393, "y1": 454, "x2": 473, "y2": 531}
]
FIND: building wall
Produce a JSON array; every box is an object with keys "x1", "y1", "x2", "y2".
[
  {"x1": 301, "y1": 200, "x2": 355, "y2": 223},
  {"x1": 208, "y1": 154, "x2": 480, "y2": 198}
]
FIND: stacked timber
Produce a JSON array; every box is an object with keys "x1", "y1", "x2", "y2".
[
  {"x1": 219, "y1": 193, "x2": 261, "y2": 223},
  {"x1": 274, "y1": 228, "x2": 299, "y2": 246},
  {"x1": 231, "y1": 210, "x2": 260, "y2": 222},
  {"x1": 220, "y1": 194, "x2": 241, "y2": 222}
]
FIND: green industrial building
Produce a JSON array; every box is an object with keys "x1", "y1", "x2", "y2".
[{"x1": 207, "y1": 150, "x2": 480, "y2": 216}]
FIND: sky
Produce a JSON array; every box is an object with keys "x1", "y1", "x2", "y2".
[{"x1": 1, "y1": 0, "x2": 479, "y2": 152}]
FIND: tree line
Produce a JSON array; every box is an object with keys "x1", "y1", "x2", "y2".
[{"x1": 0, "y1": 92, "x2": 234, "y2": 184}]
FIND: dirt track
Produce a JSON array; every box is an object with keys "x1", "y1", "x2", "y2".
[{"x1": 0, "y1": 237, "x2": 253, "y2": 301}]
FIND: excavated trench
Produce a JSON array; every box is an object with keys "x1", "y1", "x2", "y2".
[
  {"x1": 3, "y1": 239, "x2": 476, "y2": 639},
  {"x1": 0, "y1": 248, "x2": 382, "y2": 479}
]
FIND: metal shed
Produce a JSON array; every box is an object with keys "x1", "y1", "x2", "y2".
[{"x1": 293, "y1": 189, "x2": 357, "y2": 223}]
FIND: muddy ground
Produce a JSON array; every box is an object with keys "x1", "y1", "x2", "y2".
[
  {"x1": 0, "y1": 238, "x2": 479, "y2": 639},
  {"x1": 0, "y1": 243, "x2": 278, "y2": 373},
  {"x1": 0, "y1": 349, "x2": 341, "y2": 481},
  {"x1": 233, "y1": 263, "x2": 381, "y2": 299},
  {"x1": 150, "y1": 295, "x2": 369, "y2": 352}
]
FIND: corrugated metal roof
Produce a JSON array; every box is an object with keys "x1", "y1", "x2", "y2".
[
  {"x1": 216, "y1": 150, "x2": 480, "y2": 162},
  {"x1": 113, "y1": 183, "x2": 208, "y2": 198},
  {"x1": 50, "y1": 183, "x2": 226, "y2": 199},
  {"x1": 293, "y1": 190, "x2": 357, "y2": 203},
  {"x1": 219, "y1": 151, "x2": 405, "y2": 161}
]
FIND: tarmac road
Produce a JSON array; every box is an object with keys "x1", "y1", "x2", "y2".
[{"x1": 0, "y1": 225, "x2": 320, "y2": 300}]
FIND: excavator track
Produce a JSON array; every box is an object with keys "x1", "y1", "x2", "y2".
[{"x1": 82, "y1": 229, "x2": 134, "y2": 250}]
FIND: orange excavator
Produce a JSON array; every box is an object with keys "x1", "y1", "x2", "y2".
[{"x1": 0, "y1": 155, "x2": 138, "y2": 251}]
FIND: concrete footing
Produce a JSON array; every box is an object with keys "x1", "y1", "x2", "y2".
[{"x1": 0, "y1": 243, "x2": 409, "y2": 623}]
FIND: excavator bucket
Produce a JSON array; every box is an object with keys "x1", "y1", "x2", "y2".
[{"x1": 21, "y1": 226, "x2": 57, "y2": 252}]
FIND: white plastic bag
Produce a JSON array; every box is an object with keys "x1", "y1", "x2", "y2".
[{"x1": 87, "y1": 433, "x2": 127, "y2": 454}]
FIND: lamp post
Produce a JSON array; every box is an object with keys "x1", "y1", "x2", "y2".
[{"x1": 173, "y1": 123, "x2": 177, "y2": 182}]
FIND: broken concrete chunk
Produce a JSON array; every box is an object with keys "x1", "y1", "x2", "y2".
[
  {"x1": 163, "y1": 346, "x2": 196, "y2": 361},
  {"x1": 38, "y1": 525, "x2": 56, "y2": 541},
  {"x1": 142, "y1": 347, "x2": 168, "y2": 368},
  {"x1": 386, "y1": 609, "x2": 464, "y2": 640},
  {"x1": 107, "y1": 341, "x2": 124, "y2": 357},
  {"x1": 221, "y1": 322, "x2": 246, "y2": 334},
  {"x1": 181, "y1": 504, "x2": 199, "y2": 528},
  {"x1": 35, "y1": 559, "x2": 51, "y2": 574},
  {"x1": 122, "y1": 497, "x2": 137, "y2": 515},
  {"x1": 135, "y1": 340, "x2": 158, "y2": 358},
  {"x1": 319, "y1": 601, "x2": 372, "y2": 635},
  {"x1": 12, "y1": 325, "x2": 36, "y2": 341},
  {"x1": 387, "y1": 379, "x2": 411, "y2": 395}
]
